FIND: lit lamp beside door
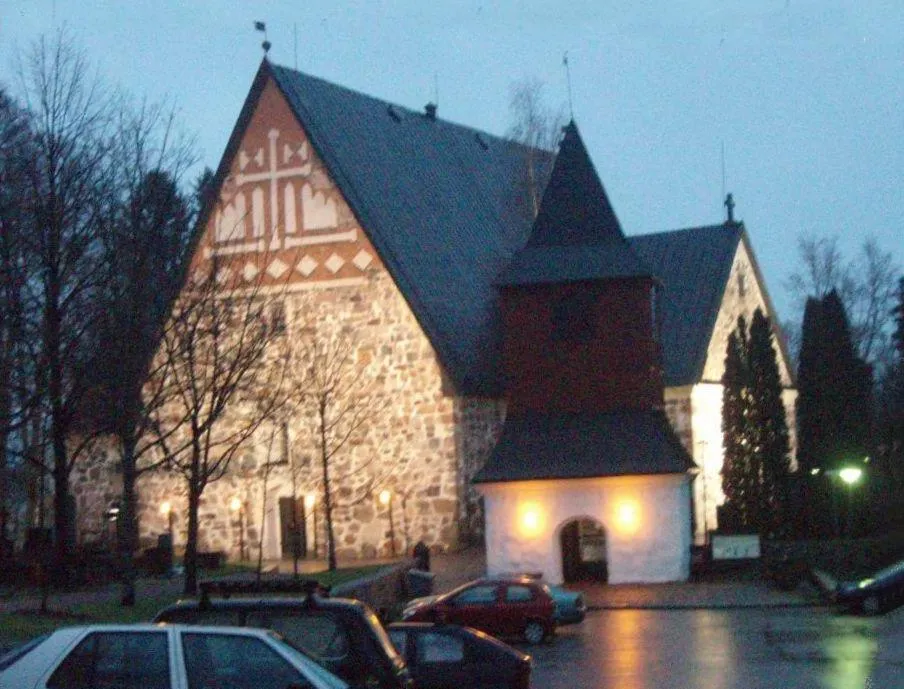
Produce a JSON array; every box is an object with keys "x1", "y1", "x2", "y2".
[
  {"x1": 230, "y1": 496, "x2": 246, "y2": 561},
  {"x1": 304, "y1": 493, "x2": 318, "y2": 558},
  {"x1": 379, "y1": 489, "x2": 396, "y2": 557}
]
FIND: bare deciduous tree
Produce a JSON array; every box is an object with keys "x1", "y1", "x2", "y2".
[
  {"x1": 288, "y1": 327, "x2": 387, "y2": 571},
  {"x1": 92, "y1": 97, "x2": 198, "y2": 606},
  {"x1": 506, "y1": 78, "x2": 565, "y2": 220},
  {"x1": 150, "y1": 261, "x2": 289, "y2": 595},
  {"x1": 15, "y1": 31, "x2": 116, "y2": 569},
  {"x1": 787, "y1": 235, "x2": 900, "y2": 370},
  {"x1": 0, "y1": 88, "x2": 33, "y2": 554}
]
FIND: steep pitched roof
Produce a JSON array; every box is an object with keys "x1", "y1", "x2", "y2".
[
  {"x1": 202, "y1": 62, "x2": 750, "y2": 396},
  {"x1": 497, "y1": 122, "x2": 651, "y2": 286},
  {"x1": 629, "y1": 223, "x2": 743, "y2": 387},
  {"x1": 262, "y1": 61, "x2": 549, "y2": 396},
  {"x1": 473, "y1": 410, "x2": 694, "y2": 483}
]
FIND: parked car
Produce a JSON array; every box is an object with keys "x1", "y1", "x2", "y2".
[
  {"x1": 387, "y1": 622, "x2": 531, "y2": 689},
  {"x1": 487, "y1": 572, "x2": 586, "y2": 625},
  {"x1": 400, "y1": 576, "x2": 556, "y2": 644},
  {"x1": 0, "y1": 623, "x2": 347, "y2": 689},
  {"x1": 153, "y1": 578, "x2": 413, "y2": 688},
  {"x1": 835, "y1": 558, "x2": 904, "y2": 615}
]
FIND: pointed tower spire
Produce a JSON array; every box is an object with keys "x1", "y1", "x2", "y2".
[
  {"x1": 497, "y1": 121, "x2": 651, "y2": 286},
  {"x1": 527, "y1": 121, "x2": 625, "y2": 248}
]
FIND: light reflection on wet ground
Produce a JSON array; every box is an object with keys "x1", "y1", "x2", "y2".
[{"x1": 523, "y1": 607, "x2": 904, "y2": 689}]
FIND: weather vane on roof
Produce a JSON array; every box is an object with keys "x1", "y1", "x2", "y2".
[
  {"x1": 563, "y1": 52, "x2": 575, "y2": 120},
  {"x1": 255, "y1": 21, "x2": 271, "y2": 55}
]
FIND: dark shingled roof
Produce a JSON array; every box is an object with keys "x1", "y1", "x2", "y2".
[
  {"x1": 629, "y1": 224, "x2": 744, "y2": 387},
  {"x1": 220, "y1": 62, "x2": 741, "y2": 396},
  {"x1": 266, "y1": 61, "x2": 549, "y2": 397},
  {"x1": 497, "y1": 122, "x2": 651, "y2": 286},
  {"x1": 473, "y1": 410, "x2": 694, "y2": 483}
]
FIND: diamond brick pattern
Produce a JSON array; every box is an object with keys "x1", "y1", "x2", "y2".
[
  {"x1": 352, "y1": 250, "x2": 373, "y2": 271},
  {"x1": 325, "y1": 253, "x2": 345, "y2": 274},
  {"x1": 266, "y1": 259, "x2": 289, "y2": 279},
  {"x1": 242, "y1": 263, "x2": 259, "y2": 281},
  {"x1": 297, "y1": 255, "x2": 318, "y2": 277}
]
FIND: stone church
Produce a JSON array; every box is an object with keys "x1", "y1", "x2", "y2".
[{"x1": 73, "y1": 59, "x2": 795, "y2": 583}]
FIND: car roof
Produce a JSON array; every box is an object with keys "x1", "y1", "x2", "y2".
[
  {"x1": 156, "y1": 594, "x2": 369, "y2": 616},
  {"x1": 49, "y1": 623, "x2": 279, "y2": 636}
]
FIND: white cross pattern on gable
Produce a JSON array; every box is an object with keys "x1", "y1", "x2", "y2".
[{"x1": 208, "y1": 129, "x2": 358, "y2": 259}]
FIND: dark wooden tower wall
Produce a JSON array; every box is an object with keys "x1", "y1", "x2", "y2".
[{"x1": 500, "y1": 279, "x2": 664, "y2": 415}]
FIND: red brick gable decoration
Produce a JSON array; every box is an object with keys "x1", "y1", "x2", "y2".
[{"x1": 194, "y1": 78, "x2": 382, "y2": 288}]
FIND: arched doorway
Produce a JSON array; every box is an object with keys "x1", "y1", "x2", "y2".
[{"x1": 560, "y1": 518, "x2": 608, "y2": 583}]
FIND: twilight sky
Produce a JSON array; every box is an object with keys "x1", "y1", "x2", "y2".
[{"x1": 2, "y1": 1, "x2": 901, "y2": 324}]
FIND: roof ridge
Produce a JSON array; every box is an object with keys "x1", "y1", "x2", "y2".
[{"x1": 269, "y1": 61, "x2": 552, "y2": 154}]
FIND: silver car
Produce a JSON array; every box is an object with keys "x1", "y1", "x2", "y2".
[{"x1": 0, "y1": 623, "x2": 347, "y2": 689}]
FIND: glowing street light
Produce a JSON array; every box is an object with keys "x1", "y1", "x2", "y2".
[{"x1": 839, "y1": 467, "x2": 863, "y2": 485}]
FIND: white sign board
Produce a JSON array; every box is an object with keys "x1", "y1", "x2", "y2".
[{"x1": 711, "y1": 534, "x2": 761, "y2": 560}]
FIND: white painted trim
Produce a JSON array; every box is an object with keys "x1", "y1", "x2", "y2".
[
  {"x1": 284, "y1": 229, "x2": 358, "y2": 247},
  {"x1": 205, "y1": 240, "x2": 266, "y2": 257},
  {"x1": 244, "y1": 277, "x2": 367, "y2": 296}
]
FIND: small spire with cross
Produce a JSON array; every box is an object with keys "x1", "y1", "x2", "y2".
[{"x1": 724, "y1": 193, "x2": 735, "y2": 225}]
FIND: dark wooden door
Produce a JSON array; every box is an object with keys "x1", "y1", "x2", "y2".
[{"x1": 279, "y1": 497, "x2": 307, "y2": 559}]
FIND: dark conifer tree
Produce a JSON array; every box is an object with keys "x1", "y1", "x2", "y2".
[
  {"x1": 722, "y1": 311, "x2": 791, "y2": 535},
  {"x1": 748, "y1": 309, "x2": 791, "y2": 535},
  {"x1": 819, "y1": 291, "x2": 872, "y2": 472},
  {"x1": 795, "y1": 297, "x2": 825, "y2": 476},
  {"x1": 721, "y1": 318, "x2": 754, "y2": 531},
  {"x1": 795, "y1": 290, "x2": 872, "y2": 536}
]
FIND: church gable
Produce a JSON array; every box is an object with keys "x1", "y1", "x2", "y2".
[
  {"x1": 197, "y1": 77, "x2": 383, "y2": 289},
  {"x1": 700, "y1": 234, "x2": 794, "y2": 387}
]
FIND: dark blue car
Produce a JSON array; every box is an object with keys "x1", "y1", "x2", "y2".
[{"x1": 835, "y1": 558, "x2": 904, "y2": 615}]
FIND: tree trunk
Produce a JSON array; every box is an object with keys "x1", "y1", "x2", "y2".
[
  {"x1": 183, "y1": 477, "x2": 201, "y2": 595},
  {"x1": 118, "y1": 431, "x2": 139, "y2": 606},
  {"x1": 320, "y1": 399, "x2": 337, "y2": 571}
]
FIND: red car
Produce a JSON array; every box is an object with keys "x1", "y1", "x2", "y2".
[{"x1": 400, "y1": 577, "x2": 556, "y2": 644}]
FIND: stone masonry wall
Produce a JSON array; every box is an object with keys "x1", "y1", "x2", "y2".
[{"x1": 70, "y1": 76, "x2": 501, "y2": 560}]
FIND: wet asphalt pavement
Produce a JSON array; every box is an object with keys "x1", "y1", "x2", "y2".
[{"x1": 523, "y1": 606, "x2": 904, "y2": 689}]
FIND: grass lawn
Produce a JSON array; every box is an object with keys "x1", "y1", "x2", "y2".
[{"x1": 0, "y1": 565, "x2": 383, "y2": 652}]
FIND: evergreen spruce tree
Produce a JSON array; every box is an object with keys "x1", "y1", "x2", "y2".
[
  {"x1": 721, "y1": 318, "x2": 754, "y2": 531},
  {"x1": 820, "y1": 291, "x2": 872, "y2": 472},
  {"x1": 886, "y1": 278, "x2": 904, "y2": 491},
  {"x1": 890, "y1": 278, "x2": 904, "y2": 451},
  {"x1": 748, "y1": 309, "x2": 791, "y2": 535},
  {"x1": 795, "y1": 290, "x2": 872, "y2": 536},
  {"x1": 795, "y1": 298, "x2": 825, "y2": 476},
  {"x1": 722, "y1": 311, "x2": 791, "y2": 535}
]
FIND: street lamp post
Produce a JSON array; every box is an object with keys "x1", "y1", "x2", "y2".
[
  {"x1": 230, "y1": 496, "x2": 246, "y2": 561},
  {"x1": 838, "y1": 467, "x2": 863, "y2": 538},
  {"x1": 379, "y1": 489, "x2": 396, "y2": 558},
  {"x1": 305, "y1": 493, "x2": 318, "y2": 558}
]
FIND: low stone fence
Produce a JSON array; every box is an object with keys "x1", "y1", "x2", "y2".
[{"x1": 332, "y1": 558, "x2": 424, "y2": 617}]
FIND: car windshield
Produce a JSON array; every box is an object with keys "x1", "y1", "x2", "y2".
[{"x1": 267, "y1": 631, "x2": 349, "y2": 689}]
